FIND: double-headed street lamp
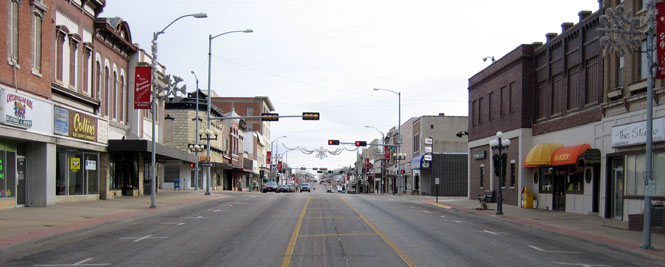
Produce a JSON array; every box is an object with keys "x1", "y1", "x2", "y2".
[
  {"x1": 149, "y1": 12, "x2": 207, "y2": 208},
  {"x1": 489, "y1": 131, "x2": 510, "y2": 216},
  {"x1": 271, "y1": 136, "x2": 287, "y2": 182},
  {"x1": 204, "y1": 29, "x2": 253, "y2": 195},
  {"x1": 365, "y1": 125, "x2": 385, "y2": 194},
  {"x1": 373, "y1": 88, "x2": 402, "y2": 196}
]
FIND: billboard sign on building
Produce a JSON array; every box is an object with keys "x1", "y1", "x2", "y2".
[{"x1": 0, "y1": 89, "x2": 52, "y2": 135}]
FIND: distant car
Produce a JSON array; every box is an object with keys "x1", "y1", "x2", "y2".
[
  {"x1": 277, "y1": 184, "x2": 289, "y2": 193},
  {"x1": 346, "y1": 187, "x2": 356, "y2": 194},
  {"x1": 263, "y1": 182, "x2": 278, "y2": 193},
  {"x1": 300, "y1": 183, "x2": 311, "y2": 192},
  {"x1": 287, "y1": 184, "x2": 296, "y2": 192}
]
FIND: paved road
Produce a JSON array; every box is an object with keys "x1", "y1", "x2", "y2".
[{"x1": 0, "y1": 184, "x2": 662, "y2": 267}]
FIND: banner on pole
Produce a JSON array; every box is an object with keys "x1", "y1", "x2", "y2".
[
  {"x1": 134, "y1": 66, "x2": 152, "y2": 109},
  {"x1": 656, "y1": 3, "x2": 665, "y2": 79}
]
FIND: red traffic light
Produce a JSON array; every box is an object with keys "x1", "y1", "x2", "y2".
[
  {"x1": 354, "y1": 141, "x2": 367, "y2": 146},
  {"x1": 400, "y1": 170, "x2": 405, "y2": 174},
  {"x1": 190, "y1": 163, "x2": 195, "y2": 168},
  {"x1": 328, "y1": 139, "x2": 340, "y2": 145}
]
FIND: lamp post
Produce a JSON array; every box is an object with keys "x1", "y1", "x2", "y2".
[
  {"x1": 205, "y1": 29, "x2": 253, "y2": 196},
  {"x1": 598, "y1": 2, "x2": 655, "y2": 250},
  {"x1": 149, "y1": 12, "x2": 207, "y2": 208},
  {"x1": 373, "y1": 88, "x2": 402, "y2": 196},
  {"x1": 489, "y1": 131, "x2": 510, "y2": 216},
  {"x1": 270, "y1": 136, "x2": 286, "y2": 182},
  {"x1": 190, "y1": 71, "x2": 201, "y2": 190},
  {"x1": 365, "y1": 125, "x2": 385, "y2": 195}
]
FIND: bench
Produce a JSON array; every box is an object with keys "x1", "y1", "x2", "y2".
[{"x1": 478, "y1": 190, "x2": 495, "y2": 204}]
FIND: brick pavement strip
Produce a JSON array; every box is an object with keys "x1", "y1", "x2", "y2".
[
  {"x1": 0, "y1": 192, "x2": 229, "y2": 249},
  {"x1": 423, "y1": 199, "x2": 665, "y2": 260}
]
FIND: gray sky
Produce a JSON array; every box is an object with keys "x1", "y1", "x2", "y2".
[{"x1": 103, "y1": 0, "x2": 600, "y2": 170}]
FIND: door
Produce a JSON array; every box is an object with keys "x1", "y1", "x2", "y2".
[
  {"x1": 16, "y1": 156, "x2": 25, "y2": 205},
  {"x1": 613, "y1": 167, "x2": 624, "y2": 220},
  {"x1": 553, "y1": 168, "x2": 566, "y2": 211}
]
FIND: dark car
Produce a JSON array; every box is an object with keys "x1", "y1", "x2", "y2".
[
  {"x1": 300, "y1": 183, "x2": 311, "y2": 192},
  {"x1": 263, "y1": 182, "x2": 278, "y2": 193},
  {"x1": 277, "y1": 184, "x2": 290, "y2": 193}
]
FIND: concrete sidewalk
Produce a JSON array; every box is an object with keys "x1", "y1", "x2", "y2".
[
  {"x1": 418, "y1": 195, "x2": 665, "y2": 260},
  {"x1": 0, "y1": 190, "x2": 233, "y2": 249}
]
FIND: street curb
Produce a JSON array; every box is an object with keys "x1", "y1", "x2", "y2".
[
  {"x1": 422, "y1": 199, "x2": 665, "y2": 260},
  {"x1": 0, "y1": 194, "x2": 228, "y2": 249}
]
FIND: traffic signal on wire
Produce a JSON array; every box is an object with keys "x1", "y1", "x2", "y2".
[
  {"x1": 328, "y1": 139, "x2": 340, "y2": 145},
  {"x1": 302, "y1": 112, "x2": 320, "y2": 120},
  {"x1": 261, "y1": 113, "x2": 279, "y2": 121}
]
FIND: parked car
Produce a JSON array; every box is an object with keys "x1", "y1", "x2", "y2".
[
  {"x1": 346, "y1": 187, "x2": 356, "y2": 194},
  {"x1": 263, "y1": 182, "x2": 278, "y2": 193},
  {"x1": 300, "y1": 183, "x2": 311, "y2": 192},
  {"x1": 337, "y1": 186, "x2": 343, "y2": 193},
  {"x1": 277, "y1": 184, "x2": 290, "y2": 193},
  {"x1": 287, "y1": 184, "x2": 296, "y2": 192}
]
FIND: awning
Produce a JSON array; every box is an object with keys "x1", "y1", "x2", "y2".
[
  {"x1": 523, "y1": 143, "x2": 563, "y2": 168},
  {"x1": 108, "y1": 139, "x2": 198, "y2": 163},
  {"x1": 410, "y1": 155, "x2": 431, "y2": 169},
  {"x1": 551, "y1": 144, "x2": 594, "y2": 166}
]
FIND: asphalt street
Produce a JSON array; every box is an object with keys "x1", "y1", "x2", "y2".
[{"x1": 0, "y1": 184, "x2": 662, "y2": 267}]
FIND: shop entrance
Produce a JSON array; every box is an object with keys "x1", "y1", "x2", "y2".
[
  {"x1": 16, "y1": 156, "x2": 25, "y2": 205},
  {"x1": 606, "y1": 157, "x2": 624, "y2": 219},
  {"x1": 552, "y1": 168, "x2": 566, "y2": 211}
]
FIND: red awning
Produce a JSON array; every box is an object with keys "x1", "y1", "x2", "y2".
[{"x1": 551, "y1": 144, "x2": 592, "y2": 166}]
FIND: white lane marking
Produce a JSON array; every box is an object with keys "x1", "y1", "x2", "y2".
[
  {"x1": 213, "y1": 209, "x2": 221, "y2": 212},
  {"x1": 119, "y1": 235, "x2": 168, "y2": 242},
  {"x1": 440, "y1": 215, "x2": 446, "y2": 218},
  {"x1": 160, "y1": 222, "x2": 185, "y2": 226},
  {"x1": 552, "y1": 262, "x2": 611, "y2": 267},
  {"x1": 483, "y1": 230, "x2": 498, "y2": 235},
  {"x1": 33, "y1": 257, "x2": 112, "y2": 266},
  {"x1": 181, "y1": 215, "x2": 210, "y2": 219},
  {"x1": 529, "y1": 245, "x2": 580, "y2": 254},
  {"x1": 441, "y1": 219, "x2": 465, "y2": 223}
]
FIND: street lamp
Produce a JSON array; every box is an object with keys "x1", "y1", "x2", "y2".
[
  {"x1": 205, "y1": 29, "x2": 253, "y2": 196},
  {"x1": 373, "y1": 88, "x2": 402, "y2": 196},
  {"x1": 190, "y1": 71, "x2": 201, "y2": 190},
  {"x1": 365, "y1": 125, "x2": 385, "y2": 194},
  {"x1": 489, "y1": 131, "x2": 510, "y2": 216},
  {"x1": 271, "y1": 136, "x2": 287, "y2": 182},
  {"x1": 149, "y1": 12, "x2": 207, "y2": 208}
]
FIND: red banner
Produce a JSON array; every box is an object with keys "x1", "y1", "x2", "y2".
[
  {"x1": 266, "y1": 151, "x2": 272, "y2": 165},
  {"x1": 278, "y1": 161, "x2": 282, "y2": 171},
  {"x1": 134, "y1": 66, "x2": 152, "y2": 109},
  {"x1": 657, "y1": 3, "x2": 665, "y2": 79},
  {"x1": 384, "y1": 146, "x2": 391, "y2": 160}
]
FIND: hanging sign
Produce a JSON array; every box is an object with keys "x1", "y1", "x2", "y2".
[
  {"x1": 134, "y1": 66, "x2": 152, "y2": 109},
  {"x1": 657, "y1": 3, "x2": 665, "y2": 79}
]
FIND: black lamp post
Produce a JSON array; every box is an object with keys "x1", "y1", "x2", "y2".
[{"x1": 489, "y1": 131, "x2": 510, "y2": 215}]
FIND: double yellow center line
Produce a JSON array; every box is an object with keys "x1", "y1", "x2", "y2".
[{"x1": 281, "y1": 196, "x2": 415, "y2": 267}]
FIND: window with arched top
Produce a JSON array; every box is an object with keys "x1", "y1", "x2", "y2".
[
  {"x1": 95, "y1": 61, "x2": 101, "y2": 101},
  {"x1": 120, "y1": 75, "x2": 125, "y2": 123},
  {"x1": 104, "y1": 66, "x2": 110, "y2": 117},
  {"x1": 112, "y1": 71, "x2": 117, "y2": 120}
]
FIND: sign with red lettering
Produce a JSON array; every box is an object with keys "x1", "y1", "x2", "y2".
[
  {"x1": 657, "y1": 3, "x2": 665, "y2": 79},
  {"x1": 134, "y1": 66, "x2": 152, "y2": 109}
]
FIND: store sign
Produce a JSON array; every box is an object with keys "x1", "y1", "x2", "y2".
[
  {"x1": 473, "y1": 150, "x2": 486, "y2": 160},
  {"x1": 611, "y1": 117, "x2": 665, "y2": 147},
  {"x1": 85, "y1": 160, "x2": 97, "y2": 171},
  {"x1": 424, "y1": 137, "x2": 433, "y2": 145},
  {"x1": 657, "y1": 3, "x2": 665, "y2": 79},
  {"x1": 53, "y1": 106, "x2": 100, "y2": 142},
  {"x1": 1, "y1": 89, "x2": 52, "y2": 135},
  {"x1": 134, "y1": 66, "x2": 152, "y2": 109}
]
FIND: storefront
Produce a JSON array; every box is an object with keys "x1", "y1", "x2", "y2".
[
  {"x1": 1, "y1": 89, "x2": 56, "y2": 209},
  {"x1": 526, "y1": 143, "x2": 600, "y2": 213},
  {"x1": 410, "y1": 154, "x2": 431, "y2": 195}
]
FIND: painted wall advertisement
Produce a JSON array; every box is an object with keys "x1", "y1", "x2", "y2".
[
  {"x1": 0, "y1": 89, "x2": 53, "y2": 135},
  {"x1": 53, "y1": 106, "x2": 100, "y2": 143}
]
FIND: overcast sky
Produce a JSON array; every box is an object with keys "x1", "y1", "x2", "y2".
[{"x1": 103, "y1": 0, "x2": 601, "y2": 171}]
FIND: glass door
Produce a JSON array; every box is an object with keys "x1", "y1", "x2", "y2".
[
  {"x1": 613, "y1": 167, "x2": 624, "y2": 220},
  {"x1": 85, "y1": 153, "x2": 98, "y2": 194},
  {"x1": 16, "y1": 156, "x2": 25, "y2": 205}
]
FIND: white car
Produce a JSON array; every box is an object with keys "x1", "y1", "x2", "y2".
[{"x1": 337, "y1": 186, "x2": 343, "y2": 192}]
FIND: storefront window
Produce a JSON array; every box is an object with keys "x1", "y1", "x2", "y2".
[
  {"x1": 0, "y1": 151, "x2": 17, "y2": 198},
  {"x1": 55, "y1": 148, "x2": 99, "y2": 196},
  {"x1": 566, "y1": 166, "x2": 584, "y2": 193},
  {"x1": 539, "y1": 167, "x2": 552, "y2": 193},
  {"x1": 625, "y1": 154, "x2": 645, "y2": 196},
  {"x1": 653, "y1": 152, "x2": 665, "y2": 196}
]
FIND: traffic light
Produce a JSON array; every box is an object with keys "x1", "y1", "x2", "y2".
[
  {"x1": 354, "y1": 141, "x2": 367, "y2": 146},
  {"x1": 261, "y1": 113, "x2": 279, "y2": 121},
  {"x1": 190, "y1": 163, "x2": 195, "y2": 168},
  {"x1": 400, "y1": 170, "x2": 405, "y2": 174},
  {"x1": 328, "y1": 139, "x2": 340, "y2": 145},
  {"x1": 302, "y1": 112, "x2": 320, "y2": 120}
]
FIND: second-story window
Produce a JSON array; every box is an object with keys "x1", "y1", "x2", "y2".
[
  {"x1": 32, "y1": 12, "x2": 43, "y2": 73},
  {"x1": 82, "y1": 46, "x2": 92, "y2": 94},
  {"x1": 552, "y1": 74, "x2": 563, "y2": 115},
  {"x1": 247, "y1": 107, "x2": 254, "y2": 116},
  {"x1": 56, "y1": 29, "x2": 67, "y2": 82},
  {"x1": 568, "y1": 65, "x2": 580, "y2": 110},
  {"x1": 69, "y1": 35, "x2": 79, "y2": 90},
  {"x1": 8, "y1": 0, "x2": 19, "y2": 64},
  {"x1": 488, "y1": 92, "x2": 494, "y2": 121},
  {"x1": 413, "y1": 134, "x2": 420, "y2": 153},
  {"x1": 616, "y1": 55, "x2": 624, "y2": 88},
  {"x1": 95, "y1": 60, "x2": 102, "y2": 101},
  {"x1": 112, "y1": 71, "x2": 117, "y2": 120},
  {"x1": 120, "y1": 74, "x2": 125, "y2": 122},
  {"x1": 104, "y1": 66, "x2": 110, "y2": 117}
]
